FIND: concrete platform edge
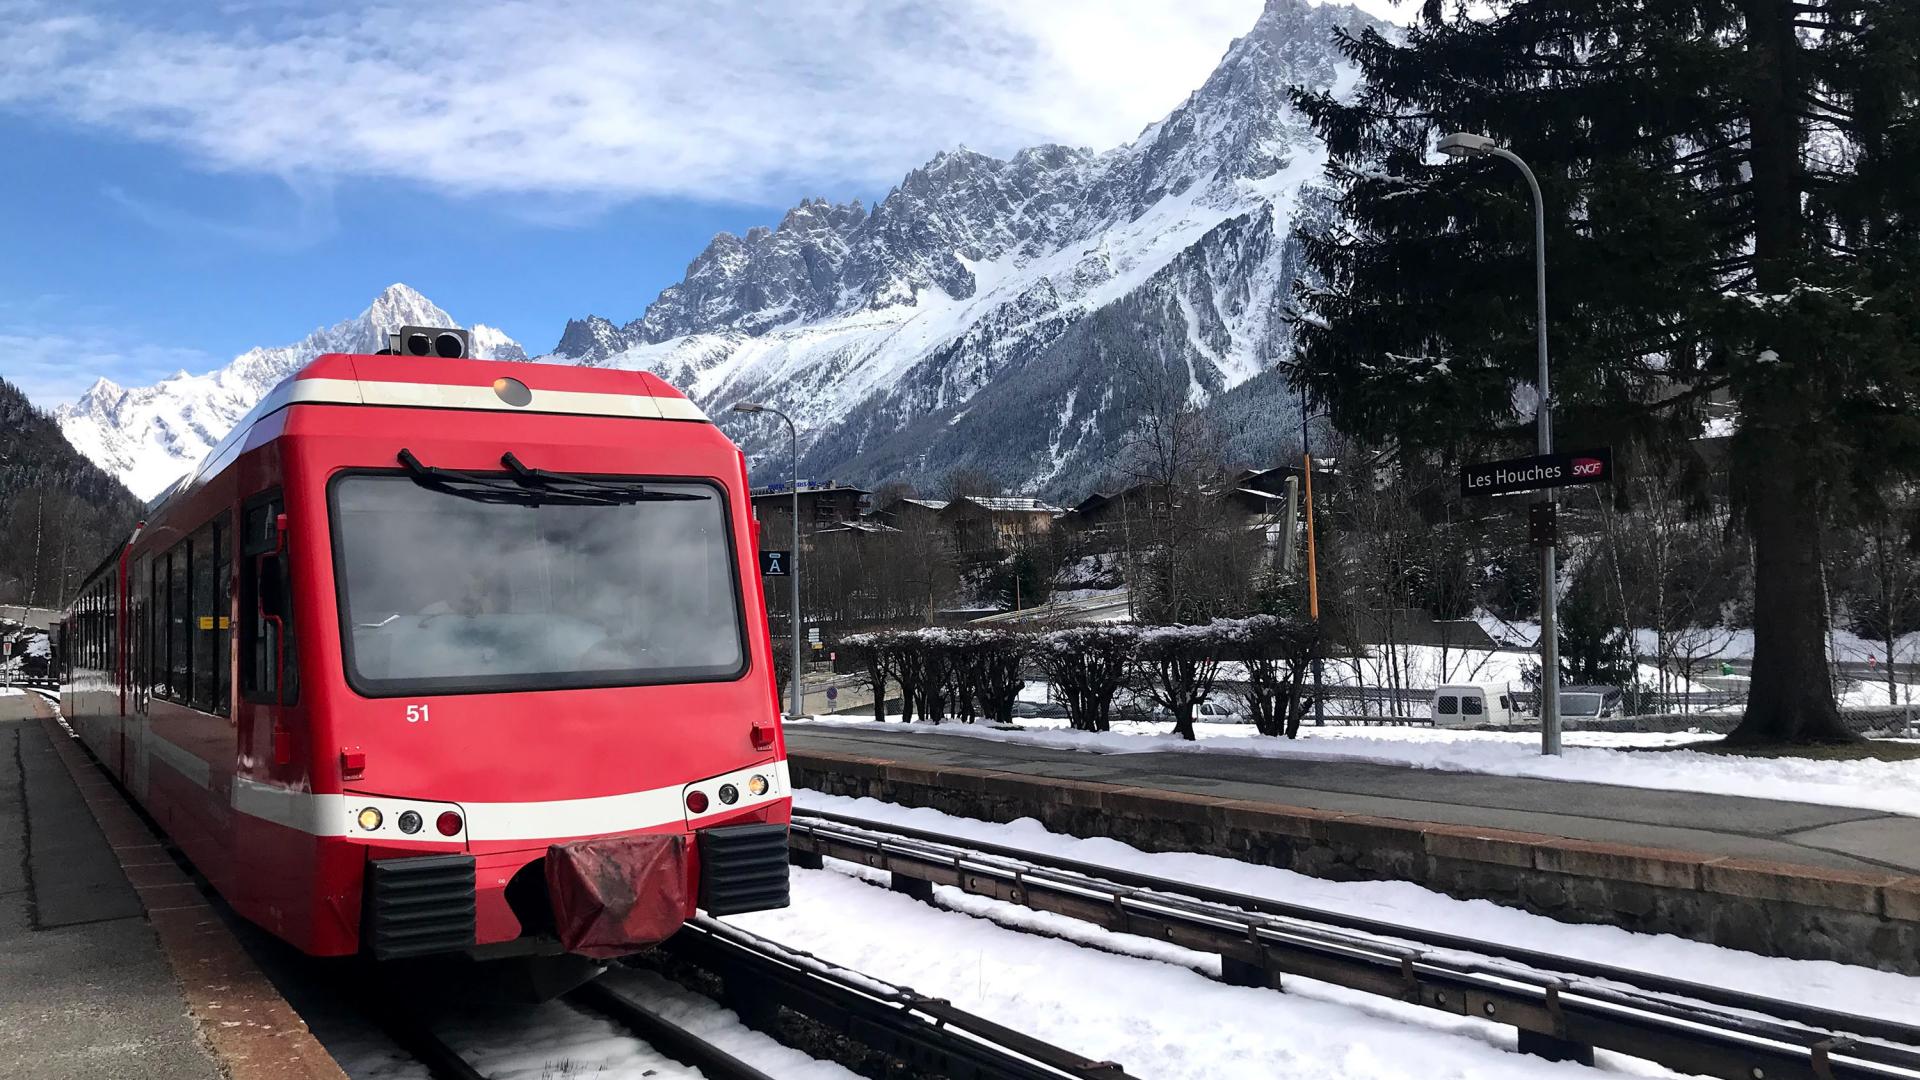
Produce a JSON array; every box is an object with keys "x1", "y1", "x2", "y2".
[
  {"x1": 791, "y1": 748, "x2": 1920, "y2": 974},
  {"x1": 32, "y1": 707, "x2": 349, "y2": 1080}
]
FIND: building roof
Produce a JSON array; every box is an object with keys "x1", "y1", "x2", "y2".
[
  {"x1": 951, "y1": 495, "x2": 1065, "y2": 514},
  {"x1": 750, "y1": 481, "x2": 871, "y2": 497},
  {"x1": 817, "y1": 520, "x2": 901, "y2": 535}
]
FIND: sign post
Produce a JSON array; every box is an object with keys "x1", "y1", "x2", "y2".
[
  {"x1": 1462, "y1": 447, "x2": 1613, "y2": 756},
  {"x1": 758, "y1": 550, "x2": 792, "y2": 576}
]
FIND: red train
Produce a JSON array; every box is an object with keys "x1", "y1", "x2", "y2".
[{"x1": 58, "y1": 339, "x2": 791, "y2": 963}]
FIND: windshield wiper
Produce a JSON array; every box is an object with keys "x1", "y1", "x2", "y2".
[
  {"x1": 397, "y1": 449, "x2": 624, "y2": 506},
  {"x1": 500, "y1": 452, "x2": 707, "y2": 502}
]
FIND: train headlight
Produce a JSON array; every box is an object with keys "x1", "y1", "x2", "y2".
[
  {"x1": 356, "y1": 807, "x2": 383, "y2": 831},
  {"x1": 718, "y1": 784, "x2": 739, "y2": 805},
  {"x1": 747, "y1": 774, "x2": 769, "y2": 797},
  {"x1": 397, "y1": 811, "x2": 422, "y2": 835}
]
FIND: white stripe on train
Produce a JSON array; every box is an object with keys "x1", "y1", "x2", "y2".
[{"x1": 120, "y1": 721, "x2": 787, "y2": 844}]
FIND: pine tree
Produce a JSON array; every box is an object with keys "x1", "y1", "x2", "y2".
[{"x1": 1288, "y1": 0, "x2": 1919, "y2": 743}]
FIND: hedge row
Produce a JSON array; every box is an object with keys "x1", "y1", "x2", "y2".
[{"x1": 844, "y1": 616, "x2": 1323, "y2": 740}]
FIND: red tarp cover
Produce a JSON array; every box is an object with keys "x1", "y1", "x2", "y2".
[{"x1": 545, "y1": 833, "x2": 690, "y2": 958}]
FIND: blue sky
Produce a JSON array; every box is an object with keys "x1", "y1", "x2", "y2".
[{"x1": 0, "y1": 0, "x2": 1402, "y2": 408}]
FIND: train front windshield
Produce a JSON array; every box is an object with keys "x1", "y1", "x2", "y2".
[{"x1": 329, "y1": 474, "x2": 746, "y2": 696}]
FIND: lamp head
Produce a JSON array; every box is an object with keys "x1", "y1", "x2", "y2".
[
  {"x1": 1437, "y1": 131, "x2": 1498, "y2": 158},
  {"x1": 730, "y1": 401, "x2": 766, "y2": 414}
]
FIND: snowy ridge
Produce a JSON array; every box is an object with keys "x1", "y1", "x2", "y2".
[
  {"x1": 55, "y1": 284, "x2": 526, "y2": 499},
  {"x1": 554, "y1": 0, "x2": 1380, "y2": 492}
]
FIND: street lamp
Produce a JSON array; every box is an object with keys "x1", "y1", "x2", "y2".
[
  {"x1": 1438, "y1": 131, "x2": 1562, "y2": 756},
  {"x1": 730, "y1": 401, "x2": 805, "y2": 721}
]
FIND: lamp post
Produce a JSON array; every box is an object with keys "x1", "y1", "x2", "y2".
[
  {"x1": 1437, "y1": 131, "x2": 1561, "y2": 756},
  {"x1": 1298, "y1": 385, "x2": 1325, "y2": 726},
  {"x1": 730, "y1": 401, "x2": 804, "y2": 721}
]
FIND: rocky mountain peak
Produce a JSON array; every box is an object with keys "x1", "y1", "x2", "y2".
[
  {"x1": 545, "y1": 1, "x2": 1380, "y2": 494},
  {"x1": 56, "y1": 285, "x2": 525, "y2": 499}
]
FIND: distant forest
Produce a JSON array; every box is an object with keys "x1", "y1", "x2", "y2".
[{"x1": 0, "y1": 377, "x2": 143, "y2": 607}]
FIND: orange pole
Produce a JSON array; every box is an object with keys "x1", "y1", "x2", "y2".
[{"x1": 1303, "y1": 453, "x2": 1320, "y2": 620}]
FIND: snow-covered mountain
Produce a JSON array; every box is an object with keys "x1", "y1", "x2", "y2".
[
  {"x1": 553, "y1": 0, "x2": 1376, "y2": 493},
  {"x1": 57, "y1": 0, "x2": 1370, "y2": 501},
  {"x1": 56, "y1": 284, "x2": 525, "y2": 500}
]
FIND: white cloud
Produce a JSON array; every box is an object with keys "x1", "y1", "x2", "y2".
[
  {"x1": 0, "y1": 326, "x2": 216, "y2": 409},
  {"x1": 0, "y1": 0, "x2": 1403, "y2": 204}
]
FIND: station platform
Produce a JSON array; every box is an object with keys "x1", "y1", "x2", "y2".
[
  {"x1": 789, "y1": 725, "x2": 1917, "y2": 874},
  {"x1": 0, "y1": 694, "x2": 344, "y2": 1080},
  {"x1": 786, "y1": 724, "x2": 1920, "y2": 971}
]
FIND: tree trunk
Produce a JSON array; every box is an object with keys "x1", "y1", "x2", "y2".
[
  {"x1": 1171, "y1": 704, "x2": 1196, "y2": 741},
  {"x1": 1727, "y1": 454, "x2": 1853, "y2": 742},
  {"x1": 1725, "y1": 0, "x2": 1853, "y2": 746}
]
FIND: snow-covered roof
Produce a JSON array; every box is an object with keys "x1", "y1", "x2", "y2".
[{"x1": 954, "y1": 496, "x2": 1065, "y2": 514}]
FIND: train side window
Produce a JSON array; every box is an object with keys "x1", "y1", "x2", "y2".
[
  {"x1": 169, "y1": 541, "x2": 191, "y2": 700},
  {"x1": 150, "y1": 552, "x2": 167, "y2": 698},
  {"x1": 1436, "y1": 695, "x2": 1459, "y2": 715},
  {"x1": 1463, "y1": 695, "x2": 1484, "y2": 716},
  {"x1": 241, "y1": 493, "x2": 297, "y2": 704},
  {"x1": 191, "y1": 523, "x2": 217, "y2": 711},
  {"x1": 214, "y1": 514, "x2": 232, "y2": 715}
]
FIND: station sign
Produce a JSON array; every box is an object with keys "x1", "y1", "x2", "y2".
[
  {"x1": 759, "y1": 550, "x2": 791, "y2": 576},
  {"x1": 1460, "y1": 448, "x2": 1613, "y2": 497}
]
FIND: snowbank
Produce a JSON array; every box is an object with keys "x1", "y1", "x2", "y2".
[
  {"x1": 732, "y1": 844, "x2": 1623, "y2": 1077},
  {"x1": 789, "y1": 791, "x2": 1920, "y2": 1030},
  {"x1": 790, "y1": 715, "x2": 1920, "y2": 817}
]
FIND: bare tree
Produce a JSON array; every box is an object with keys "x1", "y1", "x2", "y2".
[
  {"x1": 1033, "y1": 626, "x2": 1134, "y2": 732},
  {"x1": 1134, "y1": 624, "x2": 1227, "y2": 741},
  {"x1": 1227, "y1": 615, "x2": 1324, "y2": 737}
]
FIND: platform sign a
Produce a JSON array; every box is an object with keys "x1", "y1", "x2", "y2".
[
  {"x1": 1460, "y1": 447, "x2": 1613, "y2": 497},
  {"x1": 759, "y1": 550, "x2": 791, "y2": 576}
]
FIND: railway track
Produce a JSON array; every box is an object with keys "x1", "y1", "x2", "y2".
[
  {"x1": 374, "y1": 915, "x2": 1139, "y2": 1079},
  {"x1": 790, "y1": 806, "x2": 1920, "y2": 1080},
  {"x1": 377, "y1": 980, "x2": 778, "y2": 1080}
]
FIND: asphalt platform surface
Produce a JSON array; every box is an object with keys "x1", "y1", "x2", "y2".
[{"x1": 0, "y1": 697, "x2": 220, "y2": 1079}]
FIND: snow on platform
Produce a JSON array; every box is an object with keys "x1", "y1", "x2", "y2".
[{"x1": 791, "y1": 714, "x2": 1920, "y2": 818}]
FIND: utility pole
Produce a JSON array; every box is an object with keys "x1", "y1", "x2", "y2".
[
  {"x1": 1301, "y1": 385, "x2": 1325, "y2": 726},
  {"x1": 1439, "y1": 131, "x2": 1560, "y2": 754},
  {"x1": 730, "y1": 401, "x2": 804, "y2": 721}
]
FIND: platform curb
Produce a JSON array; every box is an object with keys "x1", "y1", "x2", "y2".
[
  {"x1": 791, "y1": 747, "x2": 1920, "y2": 974},
  {"x1": 31, "y1": 702, "x2": 349, "y2": 1080}
]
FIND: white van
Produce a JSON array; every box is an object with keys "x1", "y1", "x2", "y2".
[{"x1": 1432, "y1": 683, "x2": 1517, "y2": 727}]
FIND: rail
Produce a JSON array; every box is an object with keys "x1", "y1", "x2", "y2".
[
  {"x1": 789, "y1": 808, "x2": 1920, "y2": 1080},
  {"x1": 661, "y1": 915, "x2": 1139, "y2": 1079},
  {"x1": 374, "y1": 982, "x2": 775, "y2": 1080}
]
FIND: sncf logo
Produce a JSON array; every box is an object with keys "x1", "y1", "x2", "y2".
[{"x1": 1571, "y1": 457, "x2": 1605, "y2": 478}]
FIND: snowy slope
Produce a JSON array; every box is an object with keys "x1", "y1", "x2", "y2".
[
  {"x1": 56, "y1": 284, "x2": 526, "y2": 500},
  {"x1": 554, "y1": 0, "x2": 1378, "y2": 492}
]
